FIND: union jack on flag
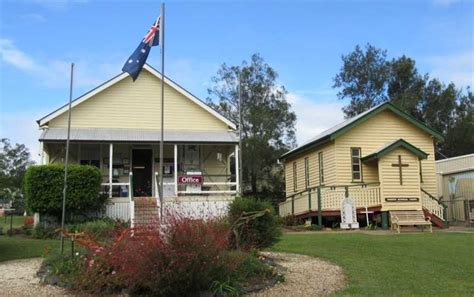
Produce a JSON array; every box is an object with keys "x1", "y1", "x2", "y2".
[
  {"x1": 122, "y1": 16, "x2": 161, "y2": 81},
  {"x1": 143, "y1": 17, "x2": 161, "y2": 45}
]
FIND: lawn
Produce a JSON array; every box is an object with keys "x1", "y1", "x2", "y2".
[
  {"x1": 271, "y1": 232, "x2": 474, "y2": 296},
  {"x1": 0, "y1": 215, "x2": 26, "y2": 231},
  {"x1": 0, "y1": 236, "x2": 63, "y2": 262}
]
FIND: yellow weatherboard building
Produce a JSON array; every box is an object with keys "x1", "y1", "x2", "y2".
[
  {"x1": 279, "y1": 102, "x2": 446, "y2": 229},
  {"x1": 37, "y1": 64, "x2": 239, "y2": 224}
]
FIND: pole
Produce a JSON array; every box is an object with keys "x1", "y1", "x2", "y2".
[
  {"x1": 60, "y1": 62, "x2": 74, "y2": 253},
  {"x1": 159, "y1": 3, "x2": 165, "y2": 221},
  {"x1": 238, "y1": 71, "x2": 243, "y2": 196}
]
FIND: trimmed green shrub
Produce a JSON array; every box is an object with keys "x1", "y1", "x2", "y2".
[
  {"x1": 67, "y1": 218, "x2": 126, "y2": 242},
  {"x1": 228, "y1": 197, "x2": 281, "y2": 250},
  {"x1": 24, "y1": 164, "x2": 105, "y2": 219},
  {"x1": 33, "y1": 223, "x2": 59, "y2": 239}
]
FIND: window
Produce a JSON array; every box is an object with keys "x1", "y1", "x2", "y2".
[
  {"x1": 293, "y1": 162, "x2": 297, "y2": 192},
  {"x1": 304, "y1": 157, "x2": 310, "y2": 189},
  {"x1": 318, "y1": 152, "x2": 324, "y2": 184},
  {"x1": 351, "y1": 148, "x2": 362, "y2": 181},
  {"x1": 80, "y1": 146, "x2": 100, "y2": 168}
]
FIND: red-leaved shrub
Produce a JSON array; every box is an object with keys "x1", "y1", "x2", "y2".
[
  {"x1": 24, "y1": 217, "x2": 34, "y2": 226},
  {"x1": 74, "y1": 214, "x2": 231, "y2": 296}
]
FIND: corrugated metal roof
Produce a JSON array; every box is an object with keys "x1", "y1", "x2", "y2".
[{"x1": 40, "y1": 128, "x2": 238, "y2": 143}]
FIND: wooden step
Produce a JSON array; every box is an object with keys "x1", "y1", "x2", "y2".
[
  {"x1": 133, "y1": 197, "x2": 159, "y2": 226},
  {"x1": 423, "y1": 208, "x2": 446, "y2": 228}
]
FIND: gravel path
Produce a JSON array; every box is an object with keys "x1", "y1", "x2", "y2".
[
  {"x1": 0, "y1": 258, "x2": 67, "y2": 296},
  {"x1": 0, "y1": 254, "x2": 345, "y2": 297},
  {"x1": 249, "y1": 252, "x2": 346, "y2": 297}
]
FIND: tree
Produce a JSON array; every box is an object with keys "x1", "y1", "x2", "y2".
[
  {"x1": 0, "y1": 138, "x2": 35, "y2": 212},
  {"x1": 440, "y1": 88, "x2": 474, "y2": 157},
  {"x1": 333, "y1": 44, "x2": 473, "y2": 158},
  {"x1": 333, "y1": 44, "x2": 391, "y2": 118},
  {"x1": 207, "y1": 54, "x2": 296, "y2": 199},
  {"x1": 388, "y1": 55, "x2": 426, "y2": 120}
]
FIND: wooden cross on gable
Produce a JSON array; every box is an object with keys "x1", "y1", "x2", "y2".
[{"x1": 392, "y1": 155, "x2": 409, "y2": 185}]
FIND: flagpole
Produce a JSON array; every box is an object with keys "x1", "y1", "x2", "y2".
[
  {"x1": 238, "y1": 71, "x2": 243, "y2": 196},
  {"x1": 159, "y1": 3, "x2": 165, "y2": 221},
  {"x1": 60, "y1": 62, "x2": 74, "y2": 253}
]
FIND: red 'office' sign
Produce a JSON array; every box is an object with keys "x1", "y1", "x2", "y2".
[{"x1": 178, "y1": 175, "x2": 203, "y2": 184}]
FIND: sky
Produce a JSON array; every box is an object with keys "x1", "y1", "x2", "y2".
[{"x1": 0, "y1": 0, "x2": 473, "y2": 162}]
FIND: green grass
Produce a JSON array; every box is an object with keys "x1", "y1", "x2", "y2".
[
  {"x1": 271, "y1": 232, "x2": 474, "y2": 296},
  {"x1": 0, "y1": 236, "x2": 63, "y2": 262},
  {"x1": 0, "y1": 215, "x2": 26, "y2": 231}
]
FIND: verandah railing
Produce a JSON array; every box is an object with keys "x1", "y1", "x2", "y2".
[
  {"x1": 279, "y1": 183, "x2": 381, "y2": 226},
  {"x1": 178, "y1": 174, "x2": 237, "y2": 196}
]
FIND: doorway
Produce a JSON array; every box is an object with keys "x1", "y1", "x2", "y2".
[{"x1": 132, "y1": 149, "x2": 153, "y2": 197}]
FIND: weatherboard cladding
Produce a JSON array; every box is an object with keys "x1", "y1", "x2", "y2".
[
  {"x1": 37, "y1": 64, "x2": 236, "y2": 131},
  {"x1": 40, "y1": 128, "x2": 238, "y2": 143},
  {"x1": 361, "y1": 139, "x2": 429, "y2": 162},
  {"x1": 280, "y1": 102, "x2": 444, "y2": 160}
]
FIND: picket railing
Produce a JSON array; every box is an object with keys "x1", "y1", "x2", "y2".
[
  {"x1": 421, "y1": 188, "x2": 446, "y2": 221},
  {"x1": 279, "y1": 183, "x2": 381, "y2": 217}
]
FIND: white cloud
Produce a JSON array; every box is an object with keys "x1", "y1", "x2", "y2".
[
  {"x1": 433, "y1": 0, "x2": 460, "y2": 7},
  {"x1": 31, "y1": 0, "x2": 88, "y2": 10},
  {"x1": 0, "y1": 39, "x2": 36, "y2": 71},
  {"x1": 166, "y1": 58, "x2": 219, "y2": 98},
  {"x1": 286, "y1": 93, "x2": 344, "y2": 145},
  {"x1": 0, "y1": 111, "x2": 46, "y2": 163},
  {"x1": 20, "y1": 13, "x2": 46, "y2": 22},
  {"x1": 427, "y1": 51, "x2": 474, "y2": 87},
  {"x1": 0, "y1": 38, "x2": 120, "y2": 88}
]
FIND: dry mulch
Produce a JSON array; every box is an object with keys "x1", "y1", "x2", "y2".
[
  {"x1": 248, "y1": 252, "x2": 346, "y2": 297},
  {"x1": 0, "y1": 258, "x2": 67, "y2": 296}
]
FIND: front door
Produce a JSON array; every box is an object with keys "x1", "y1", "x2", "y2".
[{"x1": 132, "y1": 149, "x2": 152, "y2": 197}]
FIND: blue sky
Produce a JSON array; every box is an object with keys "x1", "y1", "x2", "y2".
[{"x1": 0, "y1": 0, "x2": 473, "y2": 160}]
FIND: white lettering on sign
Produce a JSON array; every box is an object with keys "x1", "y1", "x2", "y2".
[{"x1": 178, "y1": 175, "x2": 203, "y2": 184}]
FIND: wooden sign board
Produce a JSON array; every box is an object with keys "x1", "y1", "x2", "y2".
[
  {"x1": 385, "y1": 197, "x2": 419, "y2": 202},
  {"x1": 178, "y1": 175, "x2": 203, "y2": 184}
]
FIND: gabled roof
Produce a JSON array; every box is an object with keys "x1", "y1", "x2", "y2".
[
  {"x1": 361, "y1": 139, "x2": 429, "y2": 162},
  {"x1": 280, "y1": 102, "x2": 444, "y2": 160},
  {"x1": 37, "y1": 64, "x2": 236, "y2": 129}
]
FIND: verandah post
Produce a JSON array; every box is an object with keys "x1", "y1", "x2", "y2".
[
  {"x1": 174, "y1": 144, "x2": 178, "y2": 196},
  {"x1": 291, "y1": 196, "x2": 294, "y2": 215},
  {"x1": 109, "y1": 143, "x2": 113, "y2": 198},
  {"x1": 308, "y1": 189, "x2": 312, "y2": 211},
  {"x1": 317, "y1": 186, "x2": 322, "y2": 228}
]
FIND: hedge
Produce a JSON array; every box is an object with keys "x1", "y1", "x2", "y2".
[{"x1": 24, "y1": 164, "x2": 105, "y2": 218}]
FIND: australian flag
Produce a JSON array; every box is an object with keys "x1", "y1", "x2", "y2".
[{"x1": 122, "y1": 16, "x2": 161, "y2": 81}]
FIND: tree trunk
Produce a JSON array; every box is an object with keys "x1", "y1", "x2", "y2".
[{"x1": 251, "y1": 172, "x2": 257, "y2": 194}]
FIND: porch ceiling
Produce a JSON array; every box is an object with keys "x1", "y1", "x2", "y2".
[{"x1": 40, "y1": 127, "x2": 238, "y2": 143}]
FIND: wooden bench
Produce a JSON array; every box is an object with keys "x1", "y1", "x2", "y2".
[{"x1": 390, "y1": 210, "x2": 432, "y2": 233}]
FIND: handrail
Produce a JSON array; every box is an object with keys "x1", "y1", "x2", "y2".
[
  {"x1": 155, "y1": 172, "x2": 165, "y2": 212},
  {"x1": 421, "y1": 188, "x2": 447, "y2": 207},
  {"x1": 129, "y1": 171, "x2": 133, "y2": 202},
  {"x1": 155, "y1": 172, "x2": 160, "y2": 200},
  {"x1": 129, "y1": 171, "x2": 134, "y2": 227}
]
